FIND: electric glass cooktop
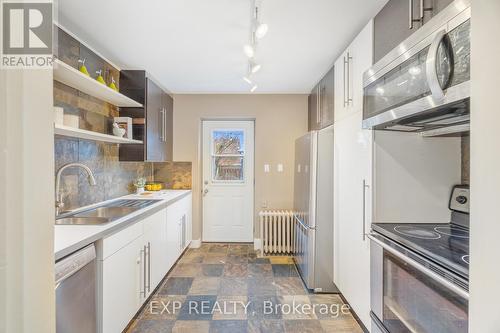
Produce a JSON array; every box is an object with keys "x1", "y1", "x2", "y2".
[{"x1": 372, "y1": 223, "x2": 469, "y2": 279}]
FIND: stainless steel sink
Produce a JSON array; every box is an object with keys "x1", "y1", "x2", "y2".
[
  {"x1": 74, "y1": 206, "x2": 139, "y2": 219},
  {"x1": 55, "y1": 199, "x2": 160, "y2": 225},
  {"x1": 55, "y1": 217, "x2": 111, "y2": 225}
]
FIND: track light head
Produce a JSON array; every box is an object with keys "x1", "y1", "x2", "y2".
[
  {"x1": 243, "y1": 44, "x2": 255, "y2": 58},
  {"x1": 243, "y1": 76, "x2": 253, "y2": 84},
  {"x1": 250, "y1": 62, "x2": 261, "y2": 74},
  {"x1": 255, "y1": 23, "x2": 269, "y2": 39}
]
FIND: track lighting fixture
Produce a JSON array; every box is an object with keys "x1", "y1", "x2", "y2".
[{"x1": 242, "y1": 1, "x2": 268, "y2": 91}]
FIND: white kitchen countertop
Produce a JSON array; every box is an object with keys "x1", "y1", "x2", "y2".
[{"x1": 54, "y1": 190, "x2": 191, "y2": 261}]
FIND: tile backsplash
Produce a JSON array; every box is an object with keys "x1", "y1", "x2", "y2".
[
  {"x1": 462, "y1": 135, "x2": 470, "y2": 185},
  {"x1": 55, "y1": 137, "x2": 153, "y2": 210},
  {"x1": 154, "y1": 162, "x2": 192, "y2": 190},
  {"x1": 55, "y1": 137, "x2": 192, "y2": 211}
]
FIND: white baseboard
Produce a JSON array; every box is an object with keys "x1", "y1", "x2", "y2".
[
  {"x1": 190, "y1": 239, "x2": 201, "y2": 248},
  {"x1": 253, "y1": 238, "x2": 261, "y2": 251}
]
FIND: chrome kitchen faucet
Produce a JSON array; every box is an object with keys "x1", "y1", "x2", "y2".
[{"x1": 55, "y1": 163, "x2": 97, "y2": 216}]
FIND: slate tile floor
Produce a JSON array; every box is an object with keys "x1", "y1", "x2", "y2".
[{"x1": 126, "y1": 243, "x2": 364, "y2": 333}]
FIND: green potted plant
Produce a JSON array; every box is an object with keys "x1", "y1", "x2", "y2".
[{"x1": 133, "y1": 177, "x2": 146, "y2": 194}]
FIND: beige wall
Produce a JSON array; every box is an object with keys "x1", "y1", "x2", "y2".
[{"x1": 173, "y1": 94, "x2": 308, "y2": 241}]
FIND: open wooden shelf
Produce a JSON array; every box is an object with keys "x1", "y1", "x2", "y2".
[
  {"x1": 54, "y1": 124, "x2": 143, "y2": 144},
  {"x1": 53, "y1": 59, "x2": 143, "y2": 108}
]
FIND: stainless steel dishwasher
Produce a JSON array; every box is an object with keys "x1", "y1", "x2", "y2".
[{"x1": 55, "y1": 244, "x2": 97, "y2": 333}]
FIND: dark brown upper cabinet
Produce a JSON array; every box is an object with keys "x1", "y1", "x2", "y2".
[
  {"x1": 308, "y1": 66, "x2": 334, "y2": 131},
  {"x1": 374, "y1": 0, "x2": 454, "y2": 63},
  {"x1": 309, "y1": 84, "x2": 319, "y2": 131},
  {"x1": 320, "y1": 67, "x2": 335, "y2": 128},
  {"x1": 119, "y1": 70, "x2": 173, "y2": 162}
]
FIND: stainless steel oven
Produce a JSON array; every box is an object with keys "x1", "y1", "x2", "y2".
[
  {"x1": 369, "y1": 234, "x2": 468, "y2": 333},
  {"x1": 362, "y1": 0, "x2": 470, "y2": 136}
]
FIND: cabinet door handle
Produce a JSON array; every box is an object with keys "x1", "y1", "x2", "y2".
[
  {"x1": 141, "y1": 246, "x2": 146, "y2": 297},
  {"x1": 362, "y1": 180, "x2": 370, "y2": 241},
  {"x1": 420, "y1": 0, "x2": 433, "y2": 20},
  {"x1": 163, "y1": 108, "x2": 166, "y2": 142},
  {"x1": 147, "y1": 242, "x2": 151, "y2": 293},
  {"x1": 160, "y1": 109, "x2": 163, "y2": 142},
  {"x1": 163, "y1": 108, "x2": 167, "y2": 143},
  {"x1": 409, "y1": 0, "x2": 431, "y2": 29},
  {"x1": 343, "y1": 53, "x2": 352, "y2": 107},
  {"x1": 347, "y1": 53, "x2": 353, "y2": 106},
  {"x1": 346, "y1": 54, "x2": 349, "y2": 107},
  {"x1": 159, "y1": 109, "x2": 164, "y2": 141},
  {"x1": 409, "y1": 0, "x2": 414, "y2": 29},
  {"x1": 343, "y1": 56, "x2": 347, "y2": 107},
  {"x1": 317, "y1": 85, "x2": 321, "y2": 125},
  {"x1": 408, "y1": 0, "x2": 421, "y2": 29},
  {"x1": 178, "y1": 220, "x2": 182, "y2": 251}
]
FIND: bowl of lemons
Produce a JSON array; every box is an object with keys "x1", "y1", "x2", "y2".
[{"x1": 145, "y1": 182, "x2": 163, "y2": 191}]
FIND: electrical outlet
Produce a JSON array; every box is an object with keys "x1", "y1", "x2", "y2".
[
  {"x1": 262, "y1": 200, "x2": 268, "y2": 208},
  {"x1": 264, "y1": 164, "x2": 270, "y2": 173},
  {"x1": 277, "y1": 164, "x2": 284, "y2": 172}
]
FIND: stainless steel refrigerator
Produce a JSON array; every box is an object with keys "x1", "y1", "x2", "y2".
[{"x1": 293, "y1": 125, "x2": 337, "y2": 293}]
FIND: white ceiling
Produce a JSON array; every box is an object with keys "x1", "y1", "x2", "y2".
[{"x1": 57, "y1": 0, "x2": 387, "y2": 94}]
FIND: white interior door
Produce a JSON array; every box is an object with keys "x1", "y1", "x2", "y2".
[{"x1": 202, "y1": 120, "x2": 254, "y2": 242}]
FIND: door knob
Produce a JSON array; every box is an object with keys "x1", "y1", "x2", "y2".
[{"x1": 203, "y1": 189, "x2": 209, "y2": 195}]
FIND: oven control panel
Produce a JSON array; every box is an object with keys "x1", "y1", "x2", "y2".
[{"x1": 449, "y1": 185, "x2": 470, "y2": 213}]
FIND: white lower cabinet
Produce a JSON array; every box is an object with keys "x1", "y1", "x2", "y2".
[
  {"x1": 101, "y1": 228, "x2": 144, "y2": 333},
  {"x1": 166, "y1": 194, "x2": 193, "y2": 262},
  {"x1": 334, "y1": 111, "x2": 372, "y2": 329},
  {"x1": 183, "y1": 194, "x2": 193, "y2": 248},
  {"x1": 99, "y1": 193, "x2": 193, "y2": 333},
  {"x1": 144, "y1": 209, "x2": 169, "y2": 290},
  {"x1": 165, "y1": 206, "x2": 181, "y2": 270}
]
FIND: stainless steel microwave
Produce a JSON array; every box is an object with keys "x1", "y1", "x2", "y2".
[{"x1": 362, "y1": 0, "x2": 470, "y2": 136}]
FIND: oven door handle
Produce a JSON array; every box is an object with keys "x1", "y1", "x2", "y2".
[{"x1": 367, "y1": 233, "x2": 469, "y2": 300}]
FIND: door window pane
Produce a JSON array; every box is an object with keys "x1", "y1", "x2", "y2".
[
  {"x1": 211, "y1": 130, "x2": 245, "y2": 182},
  {"x1": 213, "y1": 130, "x2": 245, "y2": 155},
  {"x1": 212, "y1": 157, "x2": 244, "y2": 181}
]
